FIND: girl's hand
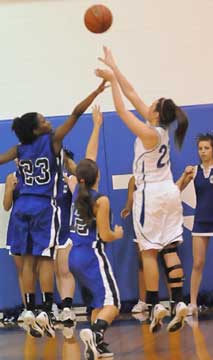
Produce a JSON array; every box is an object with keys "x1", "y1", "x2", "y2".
[
  {"x1": 6, "y1": 173, "x2": 18, "y2": 190},
  {"x1": 120, "y1": 207, "x2": 131, "y2": 219},
  {"x1": 92, "y1": 105, "x2": 103, "y2": 128},
  {"x1": 95, "y1": 68, "x2": 115, "y2": 82},
  {"x1": 114, "y1": 224, "x2": 124, "y2": 239},
  {"x1": 98, "y1": 46, "x2": 116, "y2": 69}
]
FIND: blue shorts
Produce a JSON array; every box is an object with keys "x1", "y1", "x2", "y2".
[
  {"x1": 192, "y1": 221, "x2": 213, "y2": 236},
  {"x1": 7, "y1": 195, "x2": 60, "y2": 257},
  {"x1": 69, "y1": 242, "x2": 120, "y2": 309},
  {"x1": 57, "y1": 228, "x2": 72, "y2": 248}
]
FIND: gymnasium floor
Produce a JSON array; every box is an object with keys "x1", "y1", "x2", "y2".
[{"x1": 0, "y1": 311, "x2": 212, "y2": 360}]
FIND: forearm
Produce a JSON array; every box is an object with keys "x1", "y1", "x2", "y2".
[
  {"x1": 3, "y1": 191, "x2": 13, "y2": 211},
  {"x1": 176, "y1": 173, "x2": 192, "y2": 191},
  {"x1": 85, "y1": 125, "x2": 101, "y2": 161},
  {"x1": 112, "y1": 65, "x2": 149, "y2": 119},
  {"x1": 54, "y1": 89, "x2": 100, "y2": 143}
]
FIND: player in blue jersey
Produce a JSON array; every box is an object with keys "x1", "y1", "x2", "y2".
[
  {"x1": 177, "y1": 133, "x2": 213, "y2": 315},
  {"x1": 96, "y1": 47, "x2": 189, "y2": 333},
  {"x1": 68, "y1": 105, "x2": 123, "y2": 360},
  {"x1": 0, "y1": 80, "x2": 107, "y2": 337}
]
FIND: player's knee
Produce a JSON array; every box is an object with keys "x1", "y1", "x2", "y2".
[{"x1": 193, "y1": 258, "x2": 205, "y2": 272}]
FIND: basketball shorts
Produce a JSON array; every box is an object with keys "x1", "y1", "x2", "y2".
[
  {"x1": 7, "y1": 195, "x2": 60, "y2": 257},
  {"x1": 192, "y1": 220, "x2": 213, "y2": 236},
  {"x1": 133, "y1": 180, "x2": 183, "y2": 251},
  {"x1": 69, "y1": 241, "x2": 120, "y2": 309}
]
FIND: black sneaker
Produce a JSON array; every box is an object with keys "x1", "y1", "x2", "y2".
[
  {"x1": 97, "y1": 341, "x2": 114, "y2": 358},
  {"x1": 36, "y1": 311, "x2": 55, "y2": 338},
  {"x1": 80, "y1": 329, "x2": 98, "y2": 360}
]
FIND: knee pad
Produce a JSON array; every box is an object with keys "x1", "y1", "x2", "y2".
[{"x1": 160, "y1": 246, "x2": 185, "y2": 284}]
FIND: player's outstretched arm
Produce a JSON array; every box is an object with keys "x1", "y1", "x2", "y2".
[
  {"x1": 96, "y1": 196, "x2": 123, "y2": 242},
  {"x1": 98, "y1": 46, "x2": 149, "y2": 120},
  {"x1": 53, "y1": 80, "x2": 107, "y2": 154},
  {"x1": 95, "y1": 69, "x2": 158, "y2": 148},
  {"x1": 0, "y1": 146, "x2": 18, "y2": 165},
  {"x1": 85, "y1": 105, "x2": 103, "y2": 161}
]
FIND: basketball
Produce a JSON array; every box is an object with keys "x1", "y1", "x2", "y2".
[{"x1": 84, "y1": 4, "x2": 113, "y2": 34}]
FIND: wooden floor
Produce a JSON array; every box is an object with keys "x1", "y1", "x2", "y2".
[{"x1": 0, "y1": 311, "x2": 213, "y2": 360}]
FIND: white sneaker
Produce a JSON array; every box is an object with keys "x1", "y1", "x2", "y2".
[
  {"x1": 167, "y1": 302, "x2": 189, "y2": 332},
  {"x1": 131, "y1": 300, "x2": 148, "y2": 313},
  {"x1": 24, "y1": 310, "x2": 44, "y2": 337},
  {"x1": 17, "y1": 308, "x2": 27, "y2": 322},
  {"x1": 187, "y1": 303, "x2": 198, "y2": 316},
  {"x1": 150, "y1": 304, "x2": 169, "y2": 333},
  {"x1": 61, "y1": 307, "x2": 76, "y2": 339},
  {"x1": 36, "y1": 311, "x2": 55, "y2": 338},
  {"x1": 51, "y1": 303, "x2": 60, "y2": 322},
  {"x1": 80, "y1": 329, "x2": 98, "y2": 360}
]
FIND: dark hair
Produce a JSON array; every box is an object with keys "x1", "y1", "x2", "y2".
[
  {"x1": 12, "y1": 112, "x2": 39, "y2": 144},
  {"x1": 196, "y1": 133, "x2": 213, "y2": 148},
  {"x1": 156, "y1": 98, "x2": 188, "y2": 149},
  {"x1": 75, "y1": 159, "x2": 99, "y2": 225}
]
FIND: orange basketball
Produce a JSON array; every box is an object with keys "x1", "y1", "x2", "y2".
[{"x1": 84, "y1": 4, "x2": 113, "y2": 34}]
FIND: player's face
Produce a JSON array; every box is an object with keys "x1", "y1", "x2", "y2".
[
  {"x1": 37, "y1": 114, "x2": 52, "y2": 133},
  {"x1": 198, "y1": 140, "x2": 213, "y2": 162},
  {"x1": 147, "y1": 100, "x2": 160, "y2": 125}
]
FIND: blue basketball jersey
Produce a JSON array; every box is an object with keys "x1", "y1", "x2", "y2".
[
  {"x1": 17, "y1": 133, "x2": 60, "y2": 198},
  {"x1": 70, "y1": 187, "x2": 101, "y2": 247},
  {"x1": 194, "y1": 164, "x2": 213, "y2": 222}
]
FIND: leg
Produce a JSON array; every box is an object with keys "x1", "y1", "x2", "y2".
[
  {"x1": 36, "y1": 257, "x2": 55, "y2": 338},
  {"x1": 142, "y1": 249, "x2": 168, "y2": 332},
  {"x1": 13, "y1": 255, "x2": 25, "y2": 306},
  {"x1": 55, "y1": 245, "x2": 76, "y2": 339},
  {"x1": 190, "y1": 236, "x2": 209, "y2": 307},
  {"x1": 131, "y1": 245, "x2": 147, "y2": 313},
  {"x1": 161, "y1": 244, "x2": 188, "y2": 332},
  {"x1": 22, "y1": 255, "x2": 43, "y2": 337}
]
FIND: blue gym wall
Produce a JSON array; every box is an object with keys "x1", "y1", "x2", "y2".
[{"x1": 0, "y1": 103, "x2": 213, "y2": 310}]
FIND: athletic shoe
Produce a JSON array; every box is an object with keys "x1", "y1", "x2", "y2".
[
  {"x1": 23, "y1": 310, "x2": 44, "y2": 337},
  {"x1": 61, "y1": 307, "x2": 76, "y2": 339},
  {"x1": 132, "y1": 312, "x2": 149, "y2": 322},
  {"x1": 17, "y1": 308, "x2": 27, "y2": 322},
  {"x1": 80, "y1": 328, "x2": 99, "y2": 360},
  {"x1": 51, "y1": 303, "x2": 60, "y2": 323},
  {"x1": 96, "y1": 341, "x2": 114, "y2": 358},
  {"x1": 131, "y1": 300, "x2": 148, "y2": 313},
  {"x1": 187, "y1": 303, "x2": 198, "y2": 316},
  {"x1": 167, "y1": 302, "x2": 189, "y2": 332},
  {"x1": 36, "y1": 311, "x2": 55, "y2": 338},
  {"x1": 150, "y1": 304, "x2": 169, "y2": 333}
]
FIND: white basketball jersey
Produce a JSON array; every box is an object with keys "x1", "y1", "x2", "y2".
[{"x1": 133, "y1": 126, "x2": 173, "y2": 187}]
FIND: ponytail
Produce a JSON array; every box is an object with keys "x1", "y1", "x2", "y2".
[
  {"x1": 174, "y1": 107, "x2": 188, "y2": 149},
  {"x1": 75, "y1": 158, "x2": 99, "y2": 225},
  {"x1": 75, "y1": 182, "x2": 95, "y2": 225},
  {"x1": 158, "y1": 98, "x2": 188, "y2": 149}
]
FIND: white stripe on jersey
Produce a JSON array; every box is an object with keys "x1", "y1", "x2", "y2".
[
  {"x1": 133, "y1": 126, "x2": 173, "y2": 187},
  {"x1": 94, "y1": 243, "x2": 120, "y2": 308}
]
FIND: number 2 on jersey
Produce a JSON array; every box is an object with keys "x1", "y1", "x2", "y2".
[{"x1": 157, "y1": 145, "x2": 168, "y2": 168}]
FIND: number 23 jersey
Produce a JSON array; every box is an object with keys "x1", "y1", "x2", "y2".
[
  {"x1": 17, "y1": 133, "x2": 60, "y2": 198},
  {"x1": 133, "y1": 126, "x2": 173, "y2": 187}
]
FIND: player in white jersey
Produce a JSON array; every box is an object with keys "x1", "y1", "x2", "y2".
[{"x1": 96, "y1": 46, "x2": 189, "y2": 333}]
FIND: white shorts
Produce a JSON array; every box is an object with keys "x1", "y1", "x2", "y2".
[{"x1": 133, "y1": 180, "x2": 183, "y2": 251}]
